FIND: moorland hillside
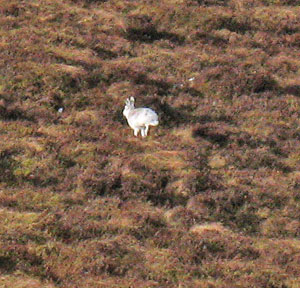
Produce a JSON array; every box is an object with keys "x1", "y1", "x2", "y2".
[{"x1": 1, "y1": 0, "x2": 300, "y2": 287}]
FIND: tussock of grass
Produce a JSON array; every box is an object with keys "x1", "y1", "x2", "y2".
[
  {"x1": 0, "y1": 274, "x2": 56, "y2": 288},
  {"x1": 190, "y1": 222, "x2": 230, "y2": 235},
  {"x1": 141, "y1": 150, "x2": 188, "y2": 173}
]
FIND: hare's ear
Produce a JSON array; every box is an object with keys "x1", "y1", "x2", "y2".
[
  {"x1": 130, "y1": 96, "x2": 135, "y2": 104},
  {"x1": 125, "y1": 98, "x2": 130, "y2": 105}
]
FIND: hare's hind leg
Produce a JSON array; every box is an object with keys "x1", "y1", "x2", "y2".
[
  {"x1": 134, "y1": 128, "x2": 139, "y2": 136},
  {"x1": 144, "y1": 125, "x2": 149, "y2": 136}
]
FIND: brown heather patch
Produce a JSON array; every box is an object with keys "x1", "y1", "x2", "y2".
[{"x1": 1, "y1": 0, "x2": 300, "y2": 287}]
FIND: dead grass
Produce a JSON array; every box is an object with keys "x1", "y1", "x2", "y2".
[{"x1": 1, "y1": 0, "x2": 300, "y2": 287}]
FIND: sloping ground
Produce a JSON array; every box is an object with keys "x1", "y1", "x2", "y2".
[{"x1": 1, "y1": 0, "x2": 300, "y2": 287}]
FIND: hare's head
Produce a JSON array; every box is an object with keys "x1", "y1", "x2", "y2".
[{"x1": 123, "y1": 97, "x2": 135, "y2": 118}]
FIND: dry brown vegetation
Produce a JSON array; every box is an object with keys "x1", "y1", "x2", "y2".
[{"x1": 1, "y1": 0, "x2": 300, "y2": 287}]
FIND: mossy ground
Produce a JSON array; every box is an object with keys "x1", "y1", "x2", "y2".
[{"x1": 1, "y1": 0, "x2": 300, "y2": 287}]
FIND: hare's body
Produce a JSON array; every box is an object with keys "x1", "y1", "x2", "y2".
[{"x1": 123, "y1": 97, "x2": 159, "y2": 137}]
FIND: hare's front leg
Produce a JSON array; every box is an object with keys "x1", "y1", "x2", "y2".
[
  {"x1": 144, "y1": 125, "x2": 149, "y2": 136},
  {"x1": 134, "y1": 128, "x2": 139, "y2": 136}
]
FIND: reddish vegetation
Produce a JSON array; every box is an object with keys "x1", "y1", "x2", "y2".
[{"x1": 1, "y1": 0, "x2": 300, "y2": 287}]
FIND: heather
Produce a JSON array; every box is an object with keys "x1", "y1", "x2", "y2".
[{"x1": 0, "y1": 0, "x2": 300, "y2": 287}]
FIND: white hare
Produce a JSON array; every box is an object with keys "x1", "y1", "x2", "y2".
[{"x1": 123, "y1": 97, "x2": 159, "y2": 137}]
